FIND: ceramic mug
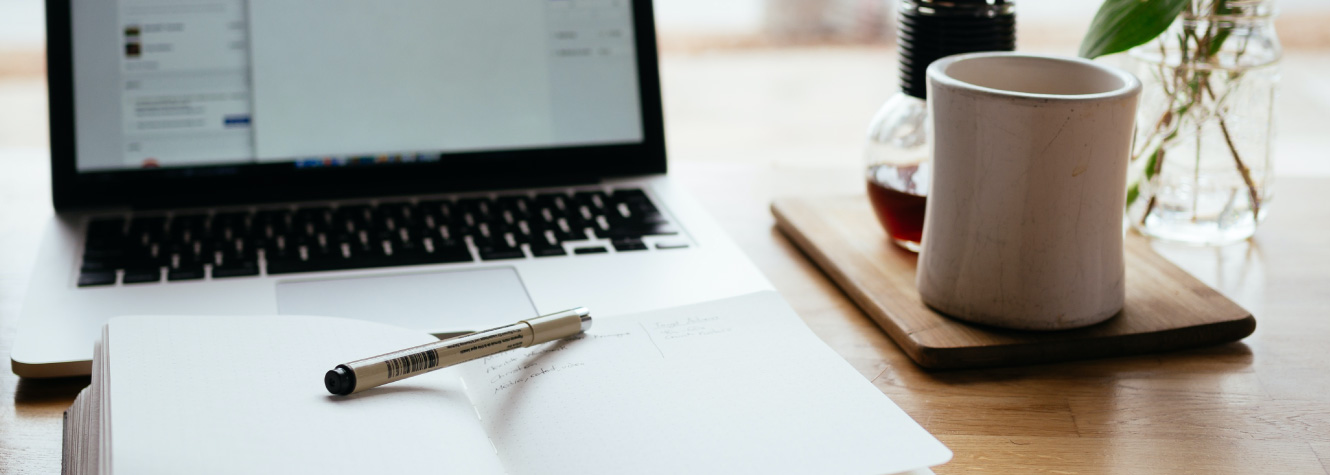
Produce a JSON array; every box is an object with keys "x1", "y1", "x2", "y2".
[{"x1": 916, "y1": 52, "x2": 1142, "y2": 331}]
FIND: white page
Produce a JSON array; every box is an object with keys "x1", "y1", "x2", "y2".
[
  {"x1": 456, "y1": 291, "x2": 952, "y2": 475},
  {"x1": 106, "y1": 315, "x2": 504, "y2": 475},
  {"x1": 95, "y1": 333, "x2": 107, "y2": 475}
]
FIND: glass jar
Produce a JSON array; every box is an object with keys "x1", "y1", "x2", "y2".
[
  {"x1": 865, "y1": 0, "x2": 1015, "y2": 252},
  {"x1": 1125, "y1": 0, "x2": 1280, "y2": 245},
  {"x1": 866, "y1": 92, "x2": 931, "y2": 252}
]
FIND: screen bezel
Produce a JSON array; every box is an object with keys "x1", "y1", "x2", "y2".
[{"x1": 46, "y1": 0, "x2": 667, "y2": 211}]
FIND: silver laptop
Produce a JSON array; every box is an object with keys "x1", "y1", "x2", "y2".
[{"x1": 12, "y1": 0, "x2": 772, "y2": 378}]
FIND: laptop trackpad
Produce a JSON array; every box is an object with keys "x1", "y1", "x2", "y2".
[{"x1": 275, "y1": 267, "x2": 537, "y2": 334}]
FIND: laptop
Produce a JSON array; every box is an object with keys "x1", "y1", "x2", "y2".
[{"x1": 12, "y1": 0, "x2": 773, "y2": 378}]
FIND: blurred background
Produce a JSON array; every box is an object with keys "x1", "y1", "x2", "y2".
[{"x1": 2, "y1": 0, "x2": 1328, "y2": 173}]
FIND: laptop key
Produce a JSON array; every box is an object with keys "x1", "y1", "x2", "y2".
[
  {"x1": 424, "y1": 242, "x2": 474, "y2": 264},
  {"x1": 595, "y1": 223, "x2": 678, "y2": 240},
  {"x1": 478, "y1": 244, "x2": 525, "y2": 261},
  {"x1": 86, "y1": 220, "x2": 127, "y2": 250},
  {"x1": 80, "y1": 259, "x2": 119, "y2": 272},
  {"x1": 84, "y1": 235, "x2": 127, "y2": 251},
  {"x1": 457, "y1": 198, "x2": 496, "y2": 221},
  {"x1": 120, "y1": 245, "x2": 165, "y2": 269},
  {"x1": 609, "y1": 189, "x2": 660, "y2": 217},
  {"x1": 122, "y1": 267, "x2": 162, "y2": 284},
  {"x1": 170, "y1": 215, "x2": 207, "y2": 242},
  {"x1": 265, "y1": 246, "x2": 347, "y2": 274},
  {"x1": 81, "y1": 247, "x2": 126, "y2": 269},
  {"x1": 533, "y1": 193, "x2": 569, "y2": 214},
  {"x1": 530, "y1": 241, "x2": 567, "y2": 257},
  {"x1": 385, "y1": 248, "x2": 432, "y2": 267},
  {"x1": 552, "y1": 219, "x2": 589, "y2": 242},
  {"x1": 510, "y1": 225, "x2": 535, "y2": 245},
  {"x1": 417, "y1": 200, "x2": 456, "y2": 222},
  {"x1": 495, "y1": 195, "x2": 532, "y2": 219},
  {"x1": 563, "y1": 211, "x2": 592, "y2": 230},
  {"x1": 612, "y1": 238, "x2": 648, "y2": 252},
  {"x1": 77, "y1": 271, "x2": 117, "y2": 287},
  {"x1": 212, "y1": 262, "x2": 259, "y2": 278},
  {"x1": 304, "y1": 255, "x2": 371, "y2": 273},
  {"x1": 573, "y1": 246, "x2": 608, "y2": 255},
  {"x1": 265, "y1": 258, "x2": 312, "y2": 275},
  {"x1": 128, "y1": 216, "x2": 168, "y2": 242},
  {"x1": 572, "y1": 191, "x2": 608, "y2": 211},
  {"x1": 611, "y1": 209, "x2": 670, "y2": 225},
  {"x1": 167, "y1": 265, "x2": 205, "y2": 281}
]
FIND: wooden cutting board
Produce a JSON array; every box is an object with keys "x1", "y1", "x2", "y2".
[{"x1": 771, "y1": 195, "x2": 1256, "y2": 370}]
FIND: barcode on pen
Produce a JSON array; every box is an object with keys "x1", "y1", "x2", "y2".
[{"x1": 384, "y1": 349, "x2": 440, "y2": 378}]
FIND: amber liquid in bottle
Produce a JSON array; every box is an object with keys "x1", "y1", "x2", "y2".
[{"x1": 866, "y1": 164, "x2": 927, "y2": 252}]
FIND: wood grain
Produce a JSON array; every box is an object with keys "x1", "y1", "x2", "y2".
[
  {"x1": 772, "y1": 195, "x2": 1257, "y2": 369},
  {"x1": 942, "y1": 435, "x2": 1327, "y2": 474}
]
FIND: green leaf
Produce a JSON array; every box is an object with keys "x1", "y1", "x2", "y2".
[
  {"x1": 1206, "y1": 0, "x2": 1234, "y2": 55},
  {"x1": 1207, "y1": 0, "x2": 1234, "y2": 54},
  {"x1": 1079, "y1": 0, "x2": 1191, "y2": 59},
  {"x1": 1143, "y1": 148, "x2": 1162, "y2": 179}
]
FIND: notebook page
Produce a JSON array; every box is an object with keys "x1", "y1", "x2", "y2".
[
  {"x1": 457, "y1": 291, "x2": 952, "y2": 475},
  {"x1": 107, "y1": 315, "x2": 504, "y2": 475}
]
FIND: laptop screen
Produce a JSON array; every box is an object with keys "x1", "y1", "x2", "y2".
[{"x1": 70, "y1": 0, "x2": 645, "y2": 173}]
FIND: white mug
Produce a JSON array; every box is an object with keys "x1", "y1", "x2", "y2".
[{"x1": 916, "y1": 52, "x2": 1141, "y2": 331}]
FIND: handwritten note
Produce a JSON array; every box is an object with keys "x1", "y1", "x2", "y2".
[
  {"x1": 478, "y1": 331, "x2": 636, "y2": 395},
  {"x1": 467, "y1": 329, "x2": 664, "y2": 402},
  {"x1": 648, "y1": 315, "x2": 733, "y2": 341}
]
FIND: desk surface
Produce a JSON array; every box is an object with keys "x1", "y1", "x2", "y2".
[{"x1": 2, "y1": 155, "x2": 1328, "y2": 473}]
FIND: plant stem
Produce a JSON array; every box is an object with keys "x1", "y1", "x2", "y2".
[
  {"x1": 1192, "y1": 111, "x2": 1202, "y2": 222},
  {"x1": 1203, "y1": 79, "x2": 1263, "y2": 222},
  {"x1": 1191, "y1": 10, "x2": 1211, "y2": 224}
]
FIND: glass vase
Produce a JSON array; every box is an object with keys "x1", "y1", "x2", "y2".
[{"x1": 1125, "y1": 0, "x2": 1280, "y2": 245}]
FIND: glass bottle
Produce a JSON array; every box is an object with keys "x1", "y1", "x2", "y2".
[
  {"x1": 865, "y1": 0, "x2": 1015, "y2": 252},
  {"x1": 1125, "y1": 0, "x2": 1280, "y2": 245}
]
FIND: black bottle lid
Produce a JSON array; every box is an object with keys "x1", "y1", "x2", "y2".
[{"x1": 898, "y1": 0, "x2": 1016, "y2": 99}]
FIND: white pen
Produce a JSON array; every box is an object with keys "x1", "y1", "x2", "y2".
[{"x1": 324, "y1": 308, "x2": 592, "y2": 396}]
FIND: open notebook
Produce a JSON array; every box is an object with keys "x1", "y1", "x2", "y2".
[{"x1": 63, "y1": 291, "x2": 951, "y2": 474}]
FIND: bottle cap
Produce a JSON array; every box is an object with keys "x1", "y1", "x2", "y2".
[{"x1": 898, "y1": 0, "x2": 1016, "y2": 99}]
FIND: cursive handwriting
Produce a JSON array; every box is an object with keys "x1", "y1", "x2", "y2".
[
  {"x1": 651, "y1": 315, "x2": 733, "y2": 341},
  {"x1": 653, "y1": 316, "x2": 720, "y2": 330},
  {"x1": 480, "y1": 331, "x2": 635, "y2": 372},
  {"x1": 491, "y1": 362, "x2": 586, "y2": 395}
]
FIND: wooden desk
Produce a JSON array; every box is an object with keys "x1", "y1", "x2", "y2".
[
  {"x1": 1, "y1": 153, "x2": 1327, "y2": 473},
  {"x1": 685, "y1": 166, "x2": 1330, "y2": 474}
]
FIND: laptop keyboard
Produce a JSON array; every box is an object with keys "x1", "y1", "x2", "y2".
[{"x1": 77, "y1": 187, "x2": 686, "y2": 287}]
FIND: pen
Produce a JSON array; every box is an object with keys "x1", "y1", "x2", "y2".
[{"x1": 324, "y1": 308, "x2": 592, "y2": 396}]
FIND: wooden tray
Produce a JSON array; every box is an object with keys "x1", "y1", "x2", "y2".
[{"x1": 772, "y1": 196, "x2": 1256, "y2": 369}]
